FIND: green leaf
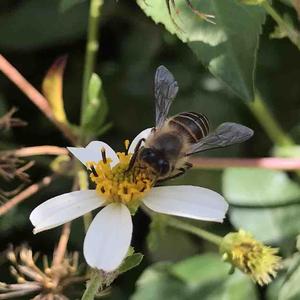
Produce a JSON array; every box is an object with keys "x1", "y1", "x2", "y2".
[
  {"x1": 42, "y1": 56, "x2": 68, "y2": 124},
  {"x1": 279, "y1": 254, "x2": 300, "y2": 300},
  {"x1": 131, "y1": 255, "x2": 258, "y2": 300},
  {"x1": 274, "y1": 145, "x2": 300, "y2": 158},
  {"x1": 131, "y1": 263, "x2": 187, "y2": 300},
  {"x1": 240, "y1": 0, "x2": 265, "y2": 4},
  {"x1": 266, "y1": 276, "x2": 285, "y2": 300},
  {"x1": 147, "y1": 215, "x2": 198, "y2": 262},
  {"x1": 0, "y1": 0, "x2": 88, "y2": 50},
  {"x1": 218, "y1": 270, "x2": 258, "y2": 300},
  {"x1": 119, "y1": 253, "x2": 144, "y2": 274},
  {"x1": 279, "y1": 0, "x2": 293, "y2": 7},
  {"x1": 82, "y1": 73, "x2": 108, "y2": 135},
  {"x1": 297, "y1": 235, "x2": 300, "y2": 251},
  {"x1": 224, "y1": 168, "x2": 300, "y2": 241},
  {"x1": 223, "y1": 168, "x2": 300, "y2": 206},
  {"x1": 137, "y1": 0, "x2": 265, "y2": 101},
  {"x1": 229, "y1": 204, "x2": 300, "y2": 242},
  {"x1": 170, "y1": 253, "x2": 229, "y2": 286},
  {"x1": 59, "y1": 0, "x2": 86, "y2": 12}
]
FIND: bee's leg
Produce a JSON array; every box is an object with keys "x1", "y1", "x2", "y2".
[
  {"x1": 126, "y1": 138, "x2": 145, "y2": 172},
  {"x1": 184, "y1": 162, "x2": 193, "y2": 170},
  {"x1": 157, "y1": 162, "x2": 193, "y2": 184},
  {"x1": 157, "y1": 168, "x2": 186, "y2": 184}
]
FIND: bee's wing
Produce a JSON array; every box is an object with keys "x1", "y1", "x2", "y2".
[
  {"x1": 187, "y1": 122, "x2": 253, "y2": 155},
  {"x1": 154, "y1": 65, "x2": 179, "y2": 128}
]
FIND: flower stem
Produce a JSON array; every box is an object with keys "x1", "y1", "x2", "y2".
[
  {"x1": 77, "y1": 169, "x2": 93, "y2": 232},
  {"x1": 80, "y1": 0, "x2": 103, "y2": 128},
  {"x1": 165, "y1": 216, "x2": 223, "y2": 246},
  {"x1": 190, "y1": 157, "x2": 300, "y2": 170},
  {"x1": 247, "y1": 93, "x2": 293, "y2": 147},
  {"x1": 262, "y1": 0, "x2": 300, "y2": 50},
  {"x1": 81, "y1": 270, "x2": 102, "y2": 300}
]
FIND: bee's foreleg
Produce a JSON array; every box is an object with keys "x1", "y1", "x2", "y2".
[
  {"x1": 184, "y1": 162, "x2": 193, "y2": 170},
  {"x1": 156, "y1": 167, "x2": 187, "y2": 184},
  {"x1": 126, "y1": 138, "x2": 145, "y2": 172}
]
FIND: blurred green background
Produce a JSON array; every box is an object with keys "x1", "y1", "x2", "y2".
[{"x1": 1, "y1": 0, "x2": 300, "y2": 299}]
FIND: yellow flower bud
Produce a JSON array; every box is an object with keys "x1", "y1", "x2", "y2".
[{"x1": 220, "y1": 230, "x2": 282, "y2": 286}]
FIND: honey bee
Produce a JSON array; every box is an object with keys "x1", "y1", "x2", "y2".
[{"x1": 130, "y1": 66, "x2": 253, "y2": 181}]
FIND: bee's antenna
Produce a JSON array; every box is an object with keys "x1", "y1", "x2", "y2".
[{"x1": 126, "y1": 138, "x2": 145, "y2": 172}]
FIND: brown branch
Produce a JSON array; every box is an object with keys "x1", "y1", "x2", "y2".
[
  {"x1": 52, "y1": 223, "x2": 71, "y2": 268},
  {"x1": 15, "y1": 160, "x2": 35, "y2": 182},
  {"x1": 189, "y1": 157, "x2": 300, "y2": 170},
  {"x1": 12, "y1": 146, "x2": 68, "y2": 157},
  {"x1": 0, "y1": 55, "x2": 77, "y2": 145},
  {"x1": 0, "y1": 107, "x2": 27, "y2": 130},
  {"x1": 0, "y1": 283, "x2": 41, "y2": 299},
  {"x1": 52, "y1": 176, "x2": 79, "y2": 272},
  {"x1": 0, "y1": 175, "x2": 54, "y2": 216}
]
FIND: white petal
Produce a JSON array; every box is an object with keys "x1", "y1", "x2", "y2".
[
  {"x1": 67, "y1": 141, "x2": 119, "y2": 167},
  {"x1": 30, "y1": 190, "x2": 104, "y2": 234},
  {"x1": 83, "y1": 203, "x2": 132, "y2": 272},
  {"x1": 128, "y1": 128, "x2": 153, "y2": 154},
  {"x1": 143, "y1": 186, "x2": 228, "y2": 222}
]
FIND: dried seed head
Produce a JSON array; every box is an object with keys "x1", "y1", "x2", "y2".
[
  {"x1": 0, "y1": 246, "x2": 86, "y2": 299},
  {"x1": 0, "y1": 107, "x2": 27, "y2": 131}
]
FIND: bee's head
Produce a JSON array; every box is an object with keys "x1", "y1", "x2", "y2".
[{"x1": 139, "y1": 147, "x2": 170, "y2": 176}]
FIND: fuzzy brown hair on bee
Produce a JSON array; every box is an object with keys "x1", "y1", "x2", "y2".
[
  {"x1": 139, "y1": 112, "x2": 210, "y2": 180},
  {"x1": 130, "y1": 66, "x2": 254, "y2": 182}
]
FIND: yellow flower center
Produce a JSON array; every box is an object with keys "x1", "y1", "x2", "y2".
[
  {"x1": 87, "y1": 142, "x2": 155, "y2": 209},
  {"x1": 220, "y1": 230, "x2": 282, "y2": 286}
]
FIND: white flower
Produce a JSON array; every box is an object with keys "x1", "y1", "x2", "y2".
[{"x1": 30, "y1": 128, "x2": 228, "y2": 272}]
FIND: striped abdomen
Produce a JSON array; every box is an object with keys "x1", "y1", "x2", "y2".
[{"x1": 168, "y1": 112, "x2": 209, "y2": 143}]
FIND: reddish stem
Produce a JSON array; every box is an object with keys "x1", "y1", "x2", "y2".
[
  {"x1": 13, "y1": 146, "x2": 68, "y2": 157},
  {"x1": 190, "y1": 157, "x2": 300, "y2": 170},
  {"x1": 0, "y1": 55, "x2": 77, "y2": 144},
  {"x1": 0, "y1": 175, "x2": 54, "y2": 216}
]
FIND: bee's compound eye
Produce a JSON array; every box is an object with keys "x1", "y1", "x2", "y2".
[
  {"x1": 158, "y1": 159, "x2": 169, "y2": 175},
  {"x1": 140, "y1": 148, "x2": 156, "y2": 160}
]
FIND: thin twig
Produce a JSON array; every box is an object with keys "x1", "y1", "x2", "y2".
[
  {"x1": 0, "y1": 55, "x2": 77, "y2": 144},
  {"x1": 190, "y1": 157, "x2": 300, "y2": 170},
  {"x1": 0, "y1": 175, "x2": 54, "y2": 216},
  {"x1": 15, "y1": 160, "x2": 35, "y2": 182},
  {"x1": 52, "y1": 176, "x2": 79, "y2": 276},
  {"x1": 0, "y1": 107, "x2": 27, "y2": 130},
  {"x1": 52, "y1": 223, "x2": 71, "y2": 268},
  {"x1": 11, "y1": 146, "x2": 68, "y2": 157},
  {"x1": 0, "y1": 284, "x2": 41, "y2": 299}
]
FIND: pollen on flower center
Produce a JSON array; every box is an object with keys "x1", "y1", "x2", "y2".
[
  {"x1": 87, "y1": 143, "x2": 155, "y2": 207},
  {"x1": 220, "y1": 230, "x2": 282, "y2": 286}
]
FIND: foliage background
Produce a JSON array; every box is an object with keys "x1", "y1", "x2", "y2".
[{"x1": 0, "y1": 0, "x2": 300, "y2": 299}]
